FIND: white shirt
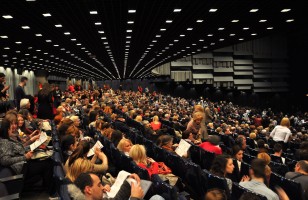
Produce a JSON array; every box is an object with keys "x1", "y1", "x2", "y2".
[
  {"x1": 270, "y1": 125, "x2": 292, "y2": 143},
  {"x1": 237, "y1": 160, "x2": 242, "y2": 171}
]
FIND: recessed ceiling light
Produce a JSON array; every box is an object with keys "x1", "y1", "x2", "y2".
[
  {"x1": 187, "y1": 28, "x2": 193, "y2": 31},
  {"x1": 286, "y1": 19, "x2": 294, "y2": 22},
  {"x1": 55, "y1": 24, "x2": 62, "y2": 27},
  {"x1": 243, "y1": 27, "x2": 249, "y2": 30},
  {"x1": 231, "y1": 20, "x2": 239, "y2": 23},
  {"x1": 166, "y1": 20, "x2": 173, "y2": 23},
  {"x1": 90, "y1": 11, "x2": 98, "y2": 14},
  {"x1": 218, "y1": 27, "x2": 224, "y2": 30},
  {"x1": 26, "y1": 0, "x2": 36, "y2": 2},
  {"x1": 281, "y1": 9, "x2": 291, "y2": 13},
  {"x1": 127, "y1": 30, "x2": 132, "y2": 32},
  {"x1": 156, "y1": 35, "x2": 161, "y2": 37},
  {"x1": 259, "y1": 19, "x2": 267, "y2": 22},
  {"x1": 230, "y1": 33, "x2": 236, "y2": 36},
  {"x1": 173, "y1": 9, "x2": 181, "y2": 12},
  {"x1": 64, "y1": 32, "x2": 70, "y2": 35},
  {"x1": 267, "y1": 27, "x2": 273, "y2": 30},
  {"x1": 207, "y1": 34, "x2": 213, "y2": 36},
  {"x1": 101, "y1": 37, "x2": 106, "y2": 39},
  {"x1": 180, "y1": 34, "x2": 185, "y2": 37},
  {"x1": 42, "y1": 13, "x2": 51, "y2": 17},
  {"x1": 2, "y1": 15, "x2": 13, "y2": 19},
  {"x1": 98, "y1": 31, "x2": 104, "y2": 34},
  {"x1": 152, "y1": 40, "x2": 157, "y2": 42},
  {"x1": 219, "y1": 39, "x2": 224, "y2": 41},
  {"x1": 44, "y1": 52, "x2": 48, "y2": 54},
  {"x1": 36, "y1": 49, "x2": 41, "y2": 52},
  {"x1": 196, "y1": 20, "x2": 203, "y2": 23},
  {"x1": 35, "y1": 33, "x2": 42, "y2": 36},
  {"x1": 127, "y1": 21, "x2": 134, "y2": 24},
  {"x1": 21, "y1": 26, "x2": 30, "y2": 29},
  {"x1": 16, "y1": 51, "x2": 21, "y2": 53},
  {"x1": 95, "y1": 22, "x2": 102, "y2": 25},
  {"x1": 25, "y1": 53, "x2": 30, "y2": 56},
  {"x1": 210, "y1": 43, "x2": 215, "y2": 45},
  {"x1": 209, "y1": 9, "x2": 217, "y2": 12},
  {"x1": 251, "y1": 33, "x2": 257, "y2": 36},
  {"x1": 239, "y1": 38, "x2": 244, "y2": 41},
  {"x1": 250, "y1": 9, "x2": 259, "y2": 12},
  {"x1": 192, "y1": 43, "x2": 196, "y2": 46},
  {"x1": 160, "y1": 28, "x2": 166, "y2": 31},
  {"x1": 199, "y1": 39, "x2": 204, "y2": 42},
  {"x1": 126, "y1": 36, "x2": 131, "y2": 38},
  {"x1": 15, "y1": 41, "x2": 22, "y2": 44},
  {"x1": 53, "y1": 44, "x2": 59, "y2": 47},
  {"x1": 4, "y1": 47, "x2": 10, "y2": 50},
  {"x1": 0, "y1": 35, "x2": 8, "y2": 38},
  {"x1": 128, "y1": 10, "x2": 136, "y2": 13},
  {"x1": 71, "y1": 38, "x2": 76, "y2": 41}
]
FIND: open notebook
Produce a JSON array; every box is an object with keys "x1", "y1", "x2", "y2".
[{"x1": 106, "y1": 170, "x2": 152, "y2": 198}]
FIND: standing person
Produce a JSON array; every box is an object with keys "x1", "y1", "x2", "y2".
[
  {"x1": 15, "y1": 76, "x2": 28, "y2": 110},
  {"x1": 0, "y1": 73, "x2": 11, "y2": 116},
  {"x1": 52, "y1": 84, "x2": 62, "y2": 108},
  {"x1": 194, "y1": 105, "x2": 207, "y2": 140},
  {"x1": 270, "y1": 117, "x2": 292, "y2": 151},
  {"x1": 37, "y1": 83, "x2": 54, "y2": 120}
]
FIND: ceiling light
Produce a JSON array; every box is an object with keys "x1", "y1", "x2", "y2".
[
  {"x1": 259, "y1": 19, "x2": 267, "y2": 22},
  {"x1": 98, "y1": 31, "x2": 104, "y2": 34},
  {"x1": 230, "y1": 33, "x2": 236, "y2": 36},
  {"x1": 207, "y1": 34, "x2": 213, "y2": 36},
  {"x1": 251, "y1": 33, "x2": 257, "y2": 36},
  {"x1": 281, "y1": 9, "x2": 291, "y2": 13},
  {"x1": 187, "y1": 28, "x2": 193, "y2": 31},
  {"x1": 22, "y1": 26, "x2": 30, "y2": 29},
  {"x1": 4, "y1": 47, "x2": 10, "y2": 50},
  {"x1": 243, "y1": 27, "x2": 249, "y2": 30},
  {"x1": 250, "y1": 9, "x2": 259, "y2": 12},
  {"x1": 219, "y1": 39, "x2": 224, "y2": 41},
  {"x1": 101, "y1": 37, "x2": 106, "y2": 39},
  {"x1": 15, "y1": 41, "x2": 22, "y2": 44},
  {"x1": 192, "y1": 43, "x2": 196, "y2": 46},
  {"x1": 0, "y1": 35, "x2": 8, "y2": 38},
  {"x1": 180, "y1": 34, "x2": 185, "y2": 37},
  {"x1": 218, "y1": 27, "x2": 224, "y2": 30},
  {"x1": 156, "y1": 35, "x2": 161, "y2": 37},
  {"x1": 209, "y1": 9, "x2": 217, "y2": 12},
  {"x1": 152, "y1": 40, "x2": 157, "y2": 42},
  {"x1": 286, "y1": 19, "x2": 294, "y2": 22},
  {"x1": 2, "y1": 15, "x2": 13, "y2": 19},
  {"x1": 55, "y1": 24, "x2": 62, "y2": 27},
  {"x1": 64, "y1": 32, "x2": 70, "y2": 35},
  {"x1": 44, "y1": 52, "x2": 48, "y2": 54},
  {"x1": 71, "y1": 38, "x2": 76, "y2": 41},
  {"x1": 95, "y1": 22, "x2": 101, "y2": 25},
  {"x1": 35, "y1": 33, "x2": 42, "y2": 36},
  {"x1": 42, "y1": 13, "x2": 51, "y2": 17},
  {"x1": 46, "y1": 40, "x2": 52, "y2": 42},
  {"x1": 196, "y1": 20, "x2": 203, "y2": 23},
  {"x1": 199, "y1": 39, "x2": 204, "y2": 42},
  {"x1": 231, "y1": 20, "x2": 239, "y2": 23},
  {"x1": 127, "y1": 21, "x2": 134, "y2": 24},
  {"x1": 127, "y1": 30, "x2": 132, "y2": 32},
  {"x1": 173, "y1": 9, "x2": 181, "y2": 12},
  {"x1": 90, "y1": 11, "x2": 98, "y2": 14},
  {"x1": 128, "y1": 10, "x2": 136, "y2": 13},
  {"x1": 53, "y1": 44, "x2": 59, "y2": 47},
  {"x1": 166, "y1": 20, "x2": 173, "y2": 23},
  {"x1": 126, "y1": 36, "x2": 131, "y2": 38},
  {"x1": 267, "y1": 27, "x2": 273, "y2": 30},
  {"x1": 239, "y1": 38, "x2": 244, "y2": 41},
  {"x1": 160, "y1": 28, "x2": 166, "y2": 31},
  {"x1": 36, "y1": 49, "x2": 41, "y2": 52},
  {"x1": 210, "y1": 43, "x2": 215, "y2": 45}
]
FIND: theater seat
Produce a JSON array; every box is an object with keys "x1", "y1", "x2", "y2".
[
  {"x1": 243, "y1": 153, "x2": 254, "y2": 164},
  {"x1": 269, "y1": 172, "x2": 303, "y2": 200},
  {"x1": 203, "y1": 169, "x2": 230, "y2": 198},
  {"x1": 269, "y1": 162, "x2": 289, "y2": 176},
  {"x1": 232, "y1": 182, "x2": 267, "y2": 200},
  {"x1": 147, "y1": 174, "x2": 178, "y2": 200},
  {"x1": 130, "y1": 161, "x2": 150, "y2": 180},
  {"x1": 0, "y1": 166, "x2": 23, "y2": 197}
]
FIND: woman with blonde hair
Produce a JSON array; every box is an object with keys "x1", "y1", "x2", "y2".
[
  {"x1": 135, "y1": 115, "x2": 143, "y2": 123},
  {"x1": 193, "y1": 105, "x2": 207, "y2": 139},
  {"x1": 150, "y1": 115, "x2": 161, "y2": 131},
  {"x1": 129, "y1": 144, "x2": 158, "y2": 177},
  {"x1": 117, "y1": 138, "x2": 133, "y2": 156},
  {"x1": 186, "y1": 111, "x2": 204, "y2": 140},
  {"x1": 257, "y1": 152, "x2": 272, "y2": 186},
  {"x1": 66, "y1": 157, "x2": 93, "y2": 182},
  {"x1": 270, "y1": 117, "x2": 291, "y2": 150}
]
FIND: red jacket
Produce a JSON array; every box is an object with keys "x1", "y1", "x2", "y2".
[
  {"x1": 137, "y1": 162, "x2": 159, "y2": 177},
  {"x1": 199, "y1": 142, "x2": 222, "y2": 155}
]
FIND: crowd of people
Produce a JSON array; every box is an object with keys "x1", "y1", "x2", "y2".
[{"x1": 0, "y1": 74, "x2": 307, "y2": 200}]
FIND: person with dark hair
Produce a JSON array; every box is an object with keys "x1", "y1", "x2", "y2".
[
  {"x1": 199, "y1": 135, "x2": 222, "y2": 155},
  {"x1": 272, "y1": 143, "x2": 285, "y2": 164},
  {"x1": 14, "y1": 76, "x2": 28, "y2": 110},
  {"x1": 61, "y1": 135, "x2": 78, "y2": 163},
  {"x1": 285, "y1": 160, "x2": 308, "y2": 200},
  {"x1": 156, "y1": 135, "x2": 177, "y2": 153},
  {"x1": 229, "y1": 145, "x2": 244, "y2": 182},
  {"x1": 295, "y1": 141, "x2": 308, "y2": 161},
  {"x1": 235, "y1": 135, "x2": 248, "y2": 154},
  {"x1": 111, "y1": 130, "x2": 123, "y2": 147},
  {"x1": 182, "y1": 130, "x2": 201, "y2": 145},
  {"x1": 240, "y1": 159, "x2": 279, "y2": 200},
  {"x1": 239, "y1": 192, "x2": 262, "y2": 200},
  {"x1": 256, "y1": 139, "x2": 268, "y2": 153},
  {"x1": 68, "y1": 172, "x2": 145, "y2": 200},
  {"x1": 210, "y1": 154, "x2": 234, "y2": 191},
  {"x1": 37, "y1": 83, "x2": 54, "y2": 120},
  {"x1": 204, "y1": 188, "x2": 227, "y2": 200}
]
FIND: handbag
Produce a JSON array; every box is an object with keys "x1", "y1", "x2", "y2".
[{"x1": 157, "y1": 162, "x2": 172, "y2": 174}]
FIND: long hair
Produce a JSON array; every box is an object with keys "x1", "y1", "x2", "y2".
[
  {"x1": 68, "y1": 140, "x2": 90, "y2": 166},
  {"x1": 40, "y1": 83, "x2": 51, "y2": 96},
  {"x1": 129, "y1": 144, "x2": 147, "y2": 165},
  {"x1": 210, "y1": 154, "x2": 231, "y2": 177},
  {"x1": 66, "y1": 158, "x2": 93, "y2": 182}
]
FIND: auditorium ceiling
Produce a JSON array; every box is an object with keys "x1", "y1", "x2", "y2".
[{"x1": 0, "y1": 0, "x2": 306, "y2": 80}]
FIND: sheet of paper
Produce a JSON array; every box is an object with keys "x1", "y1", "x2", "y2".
[
  {"x1": 175, "y1": 139, "x2": 192, "y2": 156},
  {"x1": 87, "y1": 140, "x2": 104, "y2": 157},
  {"x1": 30, "y1": 131, "x2": 48, "y2": 151},
  {"x1": 126, "y1": 178, "x2": 152, "y2": 198},
  {"x1": 106, "y1": 170, "x2": 131, "y2": 198}
]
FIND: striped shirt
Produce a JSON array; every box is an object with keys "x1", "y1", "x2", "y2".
[{"x1": 239, "y1": 179, "x2": 279, "y2": 200}]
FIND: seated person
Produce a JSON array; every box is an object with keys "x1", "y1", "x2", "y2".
[
  {"x1": 111, "y1": 130, "x2": 123, "y2": 147},
  {"x1": 156, "y1": 135, "x2": 178, "y2": 153},
  {"x1": 272, "y1": 143, "x2": 285, "y2": 164},
  {"x1": 257, "y1": 152, "x2": 271, "y2": 185},
  {"x1": 61, "y1": 135, "x2": 78, "y2": 163},
  {"x1": 285, "y1": 160, "x2": 308, "y2": 200},
  {"x1": 117, "y1": 138, "x2": 133, "y2": 157},
  {"x1": 68, "y1": 172, "x2": 146, "y2": 200},
  {"x1": 129, "y1": 144, "x2": 158, "y2": 177},
  {"x1": 205, "y1": 188, "x2": 227, "y2": 200},
  {"x1": 199, "y1": 135, "x2": 222, "y2": 155},
  {"x1": 228, "y1": 145, "x2": 244, "y2": 182},
  {"x1": 182, "y1": 130, "x2": 201, "y2": 145},
  {"x1": 65, "y1": 140, "x2": 108, "y2": 182},
  {"x1": 240, "y1": 159, "x2": 279, "y2": 200},
  {"x1": 210, "y1": 155, "x2": 234, "y2": 191},
  {"x1": 150, "y1": 115, "x2": 161, "y2": 131}
]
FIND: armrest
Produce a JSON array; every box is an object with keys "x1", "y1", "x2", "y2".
[
  {"x1": 0, "y1": 175, "x2": 23, "y2": 183},
  {"x1": 0, "y1": 175, "x2": 24, "y2": 195},
  {"x1": 0, "y1": 193, "x2": 20, "y2": 200}
]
